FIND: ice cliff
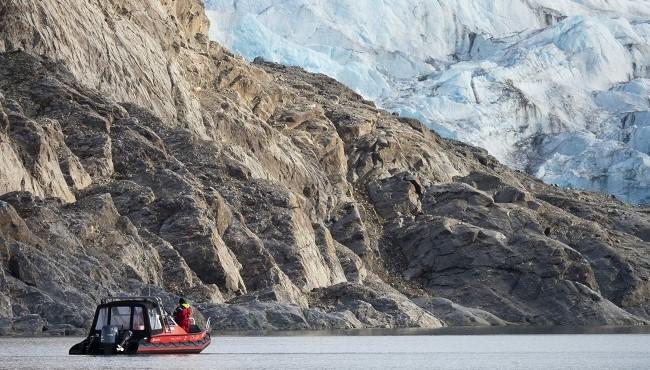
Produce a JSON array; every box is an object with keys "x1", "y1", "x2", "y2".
[{"x1": 205, "y1": 0, "x2": 650, "y2": 204}]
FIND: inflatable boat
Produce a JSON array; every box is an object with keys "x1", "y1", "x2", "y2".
[{"x1": 69, "y1": 296, "x2": 211, "y2": 355}]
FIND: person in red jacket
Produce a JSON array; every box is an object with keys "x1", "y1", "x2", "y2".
[{"x1": 173, "y1": 297, "x2": 192, "y2": 332}]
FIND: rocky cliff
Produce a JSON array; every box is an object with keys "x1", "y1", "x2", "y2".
[{"x1": 0, "y1": 0, "x2": 648, "y2": 335}]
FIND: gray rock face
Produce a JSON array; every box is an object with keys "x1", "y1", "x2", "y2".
[
  {"x1": 330, "y1": 202, "x2": 373, "y2": 256},
  {"x1": 308, "y1": 275, "x2": 444, "y2": 329},
  {"x1": 384, "y1": 181, "x2": 647, "y2": 325},
  {"x1": 0, "y1": 94, "x2": 84, "y2": 203},
  {"x1": 202, "y1": 301, "x2": 311, "y2": 331},
  {"x1": 0, "y1": 0, "x2": 648, "y2": 336},
  {"x1": 11, "y1": 314, "x2": 46, "y2": 335},
  {"x1": 234, "y1": 181, "x2": 346, "y2": 292},
  {"x1": 303, "y1": 308, "x2": 363, "y2": 330},
  {"x1": 413, "y1": 297, "x2": 507, "y2": 327},
  {"x1": 368, "y1": 173, "x2": 423, "y2": 219},
  {"x1": 334, "y1": 242, "x2": 367, "y2": 284},
  {"x1": 0, "y1": 319, "x2": 11, "y2": 335},
  {"x1": 0, "y1": 314, "x2": 49, "y2": 336},
  {"x1": 0, "y1": 0, "x2": 210, "y2": 134}
]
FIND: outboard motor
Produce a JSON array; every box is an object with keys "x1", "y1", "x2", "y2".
[
  {"x1": 116, "y1": 330, "x2": 133, "y2": 353},
  {"x1": 100, "y1": 325, "x2": 119, "y2": 354}
]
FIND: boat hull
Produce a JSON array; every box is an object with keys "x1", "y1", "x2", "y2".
[
  {"x1": 69, "y1": 330, "x2": 211, "y2": 355},
  {"x1": 136, "y1": 332, "x2": 211, "y2": 354}
]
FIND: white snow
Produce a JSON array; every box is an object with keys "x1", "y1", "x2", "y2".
[{"x1": 205, "y1": 0, "x2": 650, "y2": 204}]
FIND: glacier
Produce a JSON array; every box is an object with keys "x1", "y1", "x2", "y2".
[{"x1": 204, "y1": 0, "x2": 650, "y2": 204}]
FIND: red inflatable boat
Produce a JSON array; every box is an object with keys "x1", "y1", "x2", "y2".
[{"x1": 69, "y1": 296, "x2": 211, "y2": 355}]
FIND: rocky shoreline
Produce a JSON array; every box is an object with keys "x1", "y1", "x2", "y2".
[{"x1": 0, "y1": 0, "x2": 649, "y2": 336}]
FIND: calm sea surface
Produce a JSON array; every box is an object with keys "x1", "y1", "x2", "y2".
[{"x1": 1, "y1": 327, "x2": 649, "y2": 369}]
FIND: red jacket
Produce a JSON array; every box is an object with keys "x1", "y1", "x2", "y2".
[{"x1": 174, "y1": 305, "x2": 191, "y2": 332}]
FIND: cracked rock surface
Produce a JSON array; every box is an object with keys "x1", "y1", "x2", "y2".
[{"x1": 0, "y1": 0, "x2": 648, "y2": 334}]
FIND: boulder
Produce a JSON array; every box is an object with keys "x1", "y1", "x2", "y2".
[
  {"x1": 494, "y1": 186, "x2": 532, "y2": 203},
  {"x1": 368, "y1": 172, "x2": 423, "y2": 219}
]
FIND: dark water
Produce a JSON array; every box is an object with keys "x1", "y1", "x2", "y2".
[{"x1": 2, "y1": 328, "x2": 649, "y2": 369}]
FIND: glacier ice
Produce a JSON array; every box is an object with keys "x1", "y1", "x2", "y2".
[{"x1": 205, "y1": 0, "x2": 650, "y2": 204}]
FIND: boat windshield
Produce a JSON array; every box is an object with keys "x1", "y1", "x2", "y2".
[
  {"x1": 133, "y1": 306, "x2": 145, "y2": 331},
  {"x1": 94, "y1": 307, "x2": 109, "y2": 330},
  {"x1": 110, "y1": 306, "x2": 131, "y2": 330},
  {"x1": 148, "y1": 309, "x2": 163, "y2": 330},
  {"x1": 93, "y1": 305, "x2": 148, "y2": 331}
]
